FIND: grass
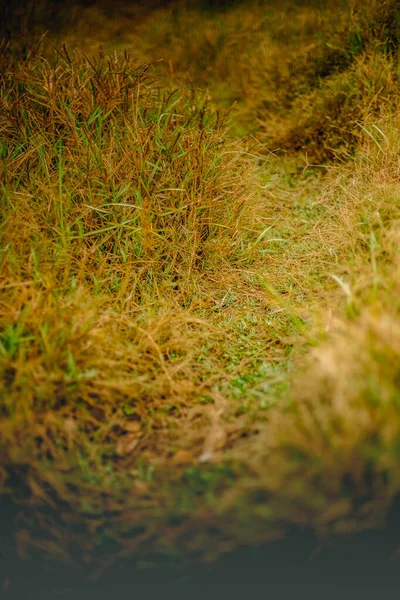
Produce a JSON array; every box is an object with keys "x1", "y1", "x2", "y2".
[
  {"x1": 1, "y1": 0, "x2": 400, "y2": 575},
  {"x1": 58, "y1": 0, "x2": 399, "y2": 157}
]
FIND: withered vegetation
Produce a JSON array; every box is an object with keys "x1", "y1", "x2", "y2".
[{"x1": 1, "y1": 0, "x2": 400, "y2": 573}]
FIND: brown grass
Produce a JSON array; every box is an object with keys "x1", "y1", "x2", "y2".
[
  {"x1": 1, "y1": 0, "x2": 400, "y2": 575},
  {"x1": 247, "y1": 112, "x2": 400, "y2": 538}
]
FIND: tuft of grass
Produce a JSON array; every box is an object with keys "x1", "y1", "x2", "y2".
[{"x1": 0, "y1": 39, "x2": 295, "y2": 566}]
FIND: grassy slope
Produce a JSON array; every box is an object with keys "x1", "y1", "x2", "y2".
[{"x1": 1, "y1": 0, "x2": 400, "y2": 570}]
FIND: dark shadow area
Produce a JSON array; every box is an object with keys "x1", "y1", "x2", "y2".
[
  {"x1": 0, "y1": 0, "x2": 176, "y2": 40},
  {"x1": 2, "y1": 492, "x2": 400, "y2": 600}
]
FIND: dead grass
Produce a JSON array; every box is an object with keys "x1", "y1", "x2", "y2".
[
  {"x1": 1, "y1": 0, "x2": 400, "y2": 575},
  {"x1": 0, "y1": 40, "x2": 292, "y2": 566},
  {"x1": 112, "y1": 0, "x2": 351, "y2": 140},
  {"x1": 247, "y1": 112, "x2": 400, "y2": 539},
  {"x1": 60, "y1": 0, "x2": 398, "y2": 159}
]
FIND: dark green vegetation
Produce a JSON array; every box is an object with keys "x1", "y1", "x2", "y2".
[{"x1": 1, "y1": 0, "x2": 400, "y2": 578}]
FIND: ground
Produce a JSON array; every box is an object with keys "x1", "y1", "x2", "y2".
[{"x1": 1, "y1": 0, "x2": 400, "y2": 590}]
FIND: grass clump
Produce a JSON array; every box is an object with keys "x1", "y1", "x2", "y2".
[
  {"x1": 0, "y1": 40, "x2": 269, "y2": 564},
  {"x1": 0, "y1": 44, "x2": 255, "y2": 291},
  {"x1": 0, "y1": 32, "x2": 340, "y2": 566}
]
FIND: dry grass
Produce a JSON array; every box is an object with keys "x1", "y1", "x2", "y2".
[
  {"x1": 1, "y1": 0, "x2": 400, "y2": 575},
  {"x1": 103, "y1": 0, "x2": 351, "y2": 140},
  {"x1": 59, "y1": 0, "x2": 398, "y2": 159},
  {"x1": 0, "y1": 41, "x2": 294, "y2": 566},
  {"x1": 246, "y1": 112, "x2": 400, "y2": 538}
]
